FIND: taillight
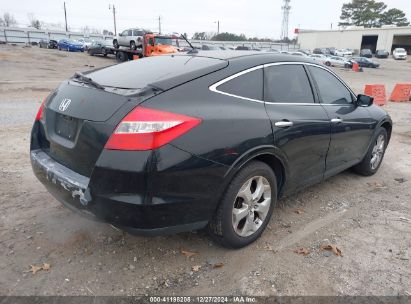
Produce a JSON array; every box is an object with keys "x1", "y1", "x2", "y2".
[
  {"x1": 105, "y1": 106, "x2": 202, "y2": 151},
  {"x1": 35, "y1": 98, "x2": 46, "y2": 121}
]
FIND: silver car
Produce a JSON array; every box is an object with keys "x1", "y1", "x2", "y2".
[{"x1": 113, "y1": 28, "x2": 148, "y2": 50}]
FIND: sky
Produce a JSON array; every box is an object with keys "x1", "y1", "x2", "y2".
[{"x1": 1, "y1": 0, "x2": 410, "y2": 38}]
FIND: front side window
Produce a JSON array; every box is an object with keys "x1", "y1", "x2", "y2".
[
  {"x1": 217, "y1": 69, "x2": 263, "y2": 101},
  {"x1": 121, "y1": 30, "x2": 128, "y2": 36},
  {"x1": 264, "y1": 65, "x2": 315, "y2": 103},
  {"x1": 309, "y1": 66, "x2": 353, "y2": 105}
]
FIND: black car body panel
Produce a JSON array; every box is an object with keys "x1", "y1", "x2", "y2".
[{"x1": 31, "y1": 52, "x2": 392, "y2": 234}]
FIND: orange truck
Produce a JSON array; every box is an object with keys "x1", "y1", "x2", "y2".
[{"x1": 113, "y1": 33, "x2": 178, "y2": 62}]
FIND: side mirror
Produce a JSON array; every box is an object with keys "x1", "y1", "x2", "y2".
[{"x1": 356, "y1": 94, "x2": 374, "y2": 107}]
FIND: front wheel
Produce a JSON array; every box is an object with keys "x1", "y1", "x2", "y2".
[
  {"x1": 353, "y1": 127, "x2": 388, "y2": 176},
  {"x1": 208, "y1": 161, "x2": 277, "y2": 248}
]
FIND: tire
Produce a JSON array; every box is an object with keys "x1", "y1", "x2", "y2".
[
  {"x1": 325, "y1": 61, "x2": 331, "y2": 66},
  {"x1": 116, "y1": 51, "x2": 127, "y2": 62},
  {"x1": 130, "y1": 41, "x2": 136, "y2": 50},
  {"x1": 353, "y1": 127, "x2": 388, "y2": 176},
  {"x1": 113, "y1": 39, "x2": 119, "y2": 49},
  {"x1": 102, "y1": 48, "x2": 107, "y2": 57},
  {"x1": 208, "y1": 161, "x2": 277, "y2": 248}
]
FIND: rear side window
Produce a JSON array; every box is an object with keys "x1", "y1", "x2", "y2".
[
  {"x1": 217, "y1": 69, "x2": 263, "y2": 101},
  {"x1": 309, "y1": 66, "x2": 353, "y2": 105},
  {"x1": 264, "y1": 65, "x2": 314, "y2": 103}
]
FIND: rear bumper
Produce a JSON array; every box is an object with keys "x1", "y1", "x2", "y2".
[{"x1": 31, "y1": 148, "x2": 222, "y2": 235}]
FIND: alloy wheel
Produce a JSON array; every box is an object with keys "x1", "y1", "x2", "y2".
[
  {"x1": 232, "y1": 176, "x2": 271, "y2": 237},
  {"x1": 370, "y1": 134, "x2": 385, "y2": 170}
]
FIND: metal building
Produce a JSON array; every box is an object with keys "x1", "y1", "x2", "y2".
[{"x1": 297, "y1": 26, "x2": 411, "y2": 54}]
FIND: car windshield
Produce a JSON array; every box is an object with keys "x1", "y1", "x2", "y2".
[
  {"x1": 154, "y1": 37, "x2": 173, "y2": 45},
  {"x1": 396, "y1": 48, "x2": 406, "y2": 53},
  {"x1": 362, "y1": 49, "x2": 372, "y2": 54}
]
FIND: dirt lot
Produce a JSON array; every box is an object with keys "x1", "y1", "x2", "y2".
[{"x1": 0, "y1": 44, "x2": 410, "y2": 296}]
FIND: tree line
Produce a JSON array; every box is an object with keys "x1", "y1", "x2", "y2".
[
  {"x1": 339, "y1": 0, "x2": 409, "y2": 27},
  {"x1": 1, "y1": 0, "x2": 409, "y2": 39}
]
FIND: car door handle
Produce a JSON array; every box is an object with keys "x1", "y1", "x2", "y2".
[
  {"x1": 275, "y1": 121, "x2": 294, "y2": 128},
  {"x1": 331, "y1": 118, "x2": 343, "y2": 124}
]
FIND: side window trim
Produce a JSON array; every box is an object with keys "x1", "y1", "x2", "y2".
[{"x1": 209, "y1": 62, "x2": 356, "y2": 105}]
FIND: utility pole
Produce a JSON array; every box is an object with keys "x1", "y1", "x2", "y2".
[
  {"x1": 158, "y1": 16, "x2": 161, "y2": 34},
  {"x1": 215, "y1": 20, "x2": 220, "y2": 35},
  {"x1": 109, "y1": 4, "x2": 117, "y2": 36},
  {"x1": 64, "y1": 2, "x2": 68, "y2": 32}
]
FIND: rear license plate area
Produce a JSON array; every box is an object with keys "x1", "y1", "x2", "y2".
[{"x1": 55, "y1": 113, "x2": 78, "y2": 141}]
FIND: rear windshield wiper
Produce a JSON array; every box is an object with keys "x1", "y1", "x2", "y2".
[{"x1": 72, "y1": 72, "x2": 105, "y2": 90}]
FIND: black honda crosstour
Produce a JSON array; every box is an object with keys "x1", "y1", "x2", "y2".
[{"x1": 31, "y1": 52, "x2": 392, "y2": 248}]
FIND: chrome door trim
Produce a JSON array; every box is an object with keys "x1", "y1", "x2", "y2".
[{"x1": 208, "y1": 61, "x2": 357, "y2": 106}]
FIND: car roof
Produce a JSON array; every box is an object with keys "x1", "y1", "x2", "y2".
[{"x1": 169, "y1": 51, "x2": 318, "y2": 66}]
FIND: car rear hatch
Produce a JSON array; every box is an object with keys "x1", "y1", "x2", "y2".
[{"x1": 34, "y1": 55, "x2": 228, "y2": 177}]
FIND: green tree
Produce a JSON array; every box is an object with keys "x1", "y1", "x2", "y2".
[
  {"x1": 380, "y1": 8, "x2": 410, "y2": 26},
  {"x1": 192, "y1": 32, "x2": 208, "y2": 40},
  {"x1": 211, "y1": 32, "x2": 247, "y2": 41},
  {"x1": 339, "y1": 0, "x2": 386, "y2": 27},
  {"x1": 339, "y1": 0, "x2": 410, "y2": 27}
]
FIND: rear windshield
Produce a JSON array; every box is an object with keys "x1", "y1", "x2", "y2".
[{"x1": 87, "y1": 55, "x2": 227, "y2": 90}]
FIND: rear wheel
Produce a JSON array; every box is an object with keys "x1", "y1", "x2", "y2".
[
  {"x1": 208, "y1": 161, "x2": 277, "y2": 248},
  {"x1": 353, "y1": 127, "x2": 388, "y2": 176},
  {"x1": 116, "y1": 51, "x2": 127, "y2": 62},
  {"x1": 325, "y1": 61, "x2": 331, "y2": 66},
  {"x1": 102, "y1": 48, "x2": 107, "y2": 57},
  {"x1": 113, "y1": 39, "x2": 119, "y2": 49}
]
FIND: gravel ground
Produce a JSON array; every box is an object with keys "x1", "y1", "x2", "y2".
[{"x1": 0, "y1": 44, "x2": 410, "y2": 296}]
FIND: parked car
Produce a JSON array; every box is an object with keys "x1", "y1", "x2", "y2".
[
  {"x1": 87, "y1": 40, "x2": 113, "y2": 57},
  {"x1": 360, "y1": 49, "x2": 373, "y2": 58},
  {"x1": 30, "y1": 52, "x2": 392, "y2": 248},
  {"x1": 76, "y1": 38, "x2": 93, "y2": 50},
  {"x1": 201, "y1": 45, "x2": 220, "y2": 51},
  {"x1": 375, "y1": 50, "x2": 389, "y2": 59},
  {"x1": 392, "y1": 48, "x2": 408, "y2": 60},
  {"x1": 290, "y1": 52, "x2": 307, "y2": 57},
  {"x1": 329, "y1": 47, "x2": 336, "y2": 55},
  {"x1": 39, "y1": 39, "x2": 58, "y2": 49},
  {"x1": 351, "y1": 56, "x2": 380, "y2": 68},
  {"x1": 235, "y1": 46, "x2": 250, "y2": 51},
  {"x1": 327, "y1": 56, "x2": 353, "y2": 68},
  {"x1": 313, "y1": 48, "x2": 330, "y2": 55},
  {"x1": 57, "y1": 39, "x2": 84, "y2": 52},
  {"x1": 113, "y1": 28, "x2": 149, "y2": 50},
  {"x1": 298, "y1": 49, "x2": 311, "y2": 55},
  {"x1": 309, "y1": 54, "x2": 327, "y2": 64},
  {"x1": 335, "y1": 49, "x2": 353, "y2": 57}
]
